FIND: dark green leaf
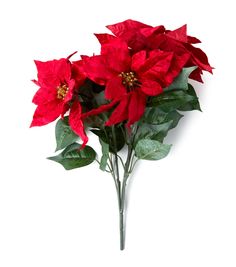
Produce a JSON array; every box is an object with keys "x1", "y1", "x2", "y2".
[
  {"x1": 135, "y1": 139, "x2": 172, "y2": 160},
  {"x1": 165, "y1": 66, "x2": 197, "y2": 91},
  {"x1": 55, "y1": 117, "x2": 79, "y2": 151},
  {"x1": 178, "y1": 84, "x2": 201, "y2": 111},
  {"x1": 48, "y1": 143, "x2": 96, "y2": 170},
  {"x1": 142, "y1": 107, "x2": 183, "y2": 129},
  {"x1": 84, "y1": 115, "x2": 105, "y2": 128},
  {"x1": 135, "y1": 121, "x2": 173, "y2": 143},
  {"x1": 91, "y1": 125, "x2": 125, "y2": 153},
  {"x1": 149, "y1": 90, "x2": 196, "y2": 112},
  {"x1": 99, "y1": 139, "x2": 109, "y2": 171},
  {"x1": 93, "y1": 91, "x2": 108, "y2": 106}
]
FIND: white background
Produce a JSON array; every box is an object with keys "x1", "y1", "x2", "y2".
[{"x1": 0, "y1": 0, "x2": 235, "y2": 266}]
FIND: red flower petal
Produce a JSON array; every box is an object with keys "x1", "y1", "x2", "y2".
[
  {"x1": 105, "y1": 76, "x2": 126, "y2": 100},
  {"x1": 187, "y1": 35, "x2": 201, "y2": 44},
  {"x1": 81, "y1": 100, "x2": 118, "y2": 119},
  {"x1": 127, "y1": 90, "x2": 146, "y2": 127},
  {"x1": 71, "y1": 60, "x2": 87, "y2": 88},
  {"x1": 107, "y1": 19, "x2": 151, "y2": 52},
  {"x1": 34, "y1": 59, "x2": 71, "y2": 89},
  {"x1": 164, "y1": 52, "x2": 190, "y2": 86},
  {"x1": 140, "y1": 79, "x2": 163, "y2": 96},
  {"x1": 32, "y1": 86, "x2": 57, "y2": 105},
  {"x1": 69, "y1": 101, "x2": 88, "y2": 148},
  {"x1": 64, "y1": 79, "x2": 75, "y2": 103},
  {"x1": 94, "y1": 33, "x2": 116, "y2": 45},
  {"x1": 105, "y1": 97, "x2": 129, "y2": 126},
  {"x1": 131, "y1": 50, "x2": 147, "y2": 72},
  {"x1": 140, "y1": 25, "x2": 166, "y2": 38},
  {"x1": 30, "y1": 100, "x2": 63, "y2": 127},
  {"x1": 166, "y1": 24, "x2": 188, "y2": 43},
  {"x1": 140, "y1": 50, "x2": 173, "y2": 80},
  {"x1": 107, "y1": 19, "x2": 151, "y2": 37},
  {"x1": 83, "y1": 55, "x2": 114, "y2": 85},
  {"x1": 189, "y1": 68, "x2": 203, "y2": 82},
  {"x1": 101, "y1": 38, "x2": 131, "y2": 73},
  {"x1": 184, "y1": 44, "x2": 213, "y2": 73}
]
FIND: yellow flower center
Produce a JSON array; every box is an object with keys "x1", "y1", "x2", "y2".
[
  {"x1": 57, "y1": 84, "x2": 69, "y2": 100},
  {"x1": 119, "y1": 71, "x2": 139, "y2": 89}
]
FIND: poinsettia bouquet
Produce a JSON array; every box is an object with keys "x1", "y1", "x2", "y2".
[{"x1": 31, "y1": 19, "x2": 212, "y2": 250}]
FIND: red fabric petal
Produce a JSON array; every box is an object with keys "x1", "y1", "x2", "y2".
[
  {"x1": 189, "y1": 68, "x2": 203, "y2": 82},
  {"x1": 166, "y1": 24, "x2": 188, "y2": 43},
  {"x1": 67, "y1": 51, "x2": 77, "y2": 60},
  {"x1": 131, "y1": 50, "x2": 147, "y2": 72},
  {"x1": 34, "y1": 58, "x2": 71, "y2": 89},
  {"x1": 101, "y1": 38, "x2": 131, "y2": 73},
  {"x1": 107, "y1": 19, "x2": 151, "y2": 52},
  {"x1": 164, "y1": 52, "x2": 190, "y2": 86},
  {"x1": 105, "y1": 76, "x2": 127, "y2": 100},
  {"x1": 105, "y1": 97, "x2": 129, "y2": 126},
  {"x1": 71, "y1": 59, "x2": 87, "y2": 88},
  {"x1": 140, "y1": 50, "x2": 173, "y2": 80},
  {"x1": 140, "y1": 25, "x2": 166, "y2": 38},
  {"x1": 83, "y1": 55, "x2": 115, "y2": 85},
  {"x1": 184, "y1": 44, "x2": 213, "y2": 73},
  {"x1": 69, "y1": 101, "x2": 88, "y2": 148},
  {"x1": 81, "y1": 100, "x2": 118, "y2": 119},
  {"x1": 107, "y1": 19, "x2": 151, "y2": 37},
  {"x1": 94, "y1": 33, "x2": 116, "y2": 45},
  {"x1": 30, "y1": 100, "x2": 63, "y2": 127},
  {"x1": 187, "y1": 35, "x2": 201, "y2": 44},
  {"x1": 64, "y1": 79, "x2": 75, "y2": 103},
  {"x1": 32, "y1": 86, "x2": 57, "y2": 105},
  {"x1": 127, "y1": 90, "x2": 146, "y2": 127},
  {"x1": 140, "y1": 79, "x2": 163, "y2": 96}
]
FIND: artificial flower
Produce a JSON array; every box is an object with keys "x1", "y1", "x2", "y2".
[
  {"x1": 31, "y1": 56, "x2": 88, "y2": 147},
  {"x1": 82, "y1": 38, "x2": 177, "y2": 126}
]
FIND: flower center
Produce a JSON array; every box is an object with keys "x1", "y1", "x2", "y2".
[
  {"x1": 57, "y1": 84, "x2": 69, "y2": 100},
  {"x1": 119, "y1": 71, "x2": 139, "y2": 90}
]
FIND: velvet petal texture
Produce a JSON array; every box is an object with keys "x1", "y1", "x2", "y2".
[
  {"x1": 82, "y1": 39, "x2": 177, "y2": 127},
  {"x1": 106, "y1": 19, "x2": 213, "y2": 82},
  {"x1": 31, "y1": 57, "x2": 88, "y2": 147}
]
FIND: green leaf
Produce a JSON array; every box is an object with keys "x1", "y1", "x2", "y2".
[
  {"x1": 55, "y1": 117, "x2": 79, "y2": 151},
  {"x1": 93, "y1": 91, "x2": 108, "y2": 106},
  {"x1": 84, "y1": 115, "x2": 105, "y2": 128},
  {"x1": 165, "y1": 66, "x2": 197, "y2": 91},
  {"x1": 91, "y1": 125, "x2": 125, "y2": 153},
  {"x1": 135, "y1": 121, "x2": 173, "y2": 143},
  {"x1": 48, "y1": 143, "x2": 96, "y2": 170},
  {"x1": 142, "y1": 107, "x2": 183, "y2": 129},
  {"x1": 135, "y1": 139, "x2": 172, "y2": 160},
  {"x1": 178, "y1": 84, "x2": 201, "y2": 111},
  {"x1": 149, "y1": 90, "x2": 196, "y2": 112},
  {"x1": 99, "y1": 139, "x2": 109, "y2": 171}
]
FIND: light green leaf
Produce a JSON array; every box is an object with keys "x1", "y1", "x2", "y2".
[
  {"x1": 55, "y1": 117, "x2": 79, "y2": 151},
  {"x1": 165, "y1": 66, "x2": 197, "y2": 91},
  {"x1": 135, "y1": 139, "x2": 172, "y2": 160},
  {"x1": 48, "y1": 143, "x2": 96, "y2": 170},
  {"x1": 99, "y1": 139, "x2": 109, "y2": 171}
]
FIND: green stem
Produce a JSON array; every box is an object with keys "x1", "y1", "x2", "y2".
[{"x1": 119, "y1": 144, "x2": 133, "y2": 250}]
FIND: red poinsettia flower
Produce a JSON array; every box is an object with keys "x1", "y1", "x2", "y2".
[
  {"x1": 30, "y1": 55, "x2": 88, "y2": 147},
  {"x1": 82, "y1": 38, "x2": 177, "y2": 127},
  {"x1": 106, "y1": 19, "x2": 213, "y2": 82}
]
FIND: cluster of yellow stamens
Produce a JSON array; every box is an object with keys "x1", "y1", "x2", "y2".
[
  {"x1": 119, "y1": 71, "x2": 139, "y2": 89},
  {"x1": 57, "y1": 84, "x2": 69, "y2": 100}
]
